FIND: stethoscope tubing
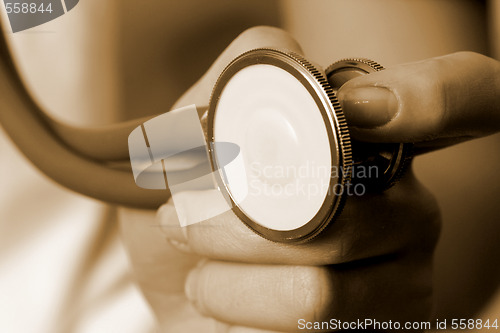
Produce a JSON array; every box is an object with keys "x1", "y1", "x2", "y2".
[{"x1": 0, "y1": 22, "x2": 168, "y2": 208}]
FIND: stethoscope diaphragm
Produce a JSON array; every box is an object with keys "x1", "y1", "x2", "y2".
[{"x1": 206, "y1": 49, "x2": 412, "y2": 243}]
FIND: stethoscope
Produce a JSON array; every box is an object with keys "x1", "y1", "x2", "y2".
[{"x1": 0, "y1": 24, "x2": 411, "y2": 243}]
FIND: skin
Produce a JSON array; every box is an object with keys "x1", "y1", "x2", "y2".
[{"x1": 119, "y1": 27, "x2": 500, "y2": 332}]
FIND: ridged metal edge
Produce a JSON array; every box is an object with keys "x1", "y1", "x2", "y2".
[
  {"x1": 279, "y1": 49, "x2": 353, "y2": 243},
  {"x1": 326, "y1": 57, "x2": 385, "y2": 73},
  {"x1": 208, "y1": 48, "x2": 354, "y2": 243}
]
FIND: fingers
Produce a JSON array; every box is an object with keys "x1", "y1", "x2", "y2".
[
  {"x1": 184, "y1": 261, "x2": 333, "y2": 332},
  {"x1": 337, "y1": 51, "x2": 500, "y2": 144},
  {"x1": 184, "y1": 257, "x2": 434, "y2": 332},
  {"x1": 172, "y1": 26, "x2": 303, "y2": 109},
  {"x1": 119, "y1": 208, "x2": 285, "y2": 333},
  {"x1": 158, "y1": 173, "x2": 441, "y2": 265}
]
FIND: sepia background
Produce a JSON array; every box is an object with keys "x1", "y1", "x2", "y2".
[{"x1": 0, "y1": 0, "x2": 499, "y2": 332}]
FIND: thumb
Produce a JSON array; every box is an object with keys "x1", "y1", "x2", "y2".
[{"x1": 336, "y1": 52, "x2": 500, "y2": 146}]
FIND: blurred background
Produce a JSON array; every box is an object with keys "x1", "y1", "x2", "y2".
[{"x1": 0, "y1": 0, "x2": 499, "y2": 332}]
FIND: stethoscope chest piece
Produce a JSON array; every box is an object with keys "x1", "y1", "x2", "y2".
[{"x1": 207, "y1": 49, "x2": 411, "y2": 243}]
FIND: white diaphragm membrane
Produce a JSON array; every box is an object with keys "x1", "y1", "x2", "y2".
[{"x1": 213, "y1": 64, "x2": 333, "y2": 231}]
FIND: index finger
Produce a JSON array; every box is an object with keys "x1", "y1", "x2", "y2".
[{"x1": 158, "y1": 173, "x2": 440, "y2": 266}]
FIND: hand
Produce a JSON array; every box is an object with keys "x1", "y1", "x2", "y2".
[
  {"x1": 120, "y1": 27, "x2": 500, "y2": 332},
  {"x1": 336, "y1": 51, "x2": 500, "y2": 150},
  {"x1": 154, "y1": 173, "x2": 440, "y2": 333}
]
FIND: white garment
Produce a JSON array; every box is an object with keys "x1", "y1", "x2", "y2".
[
  {"x1": 0, "y1": 1, "x2": 155, "y2": 332},
  {"x1": 0, "y1": 129, "x2": 154, "y2": 333}
]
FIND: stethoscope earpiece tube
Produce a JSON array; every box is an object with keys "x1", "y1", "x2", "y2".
[{"x1": 0, "y1": 22, "x2": 168, "y2": 208}]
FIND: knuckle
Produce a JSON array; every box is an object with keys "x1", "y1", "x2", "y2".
[
  {"x1": 398, "y1": 54, "x2": 473, "y2": 139},
  {"x1": 234, "y1": 26, "x2": 302, "y2": 52},
  {"x1": 418, "y1": 59, "x2": 449, "y2": 136},
  {"x1": 384, "y1": 58, "x2": 447, "y2": 140},
  {"x1": 237, "y1": 25, "x2": 281, "y2": 38},
  {"x1": 452, "y1": 50, "x2": 487, "y2": 63}
]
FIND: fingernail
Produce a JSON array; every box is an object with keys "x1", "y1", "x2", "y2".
[
  {"x1": 157, "y1": 204, "x2": 188, "y2": 244},
  {"x1": 337, "y1": 86, "x2": 399, "y2": 128}
]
